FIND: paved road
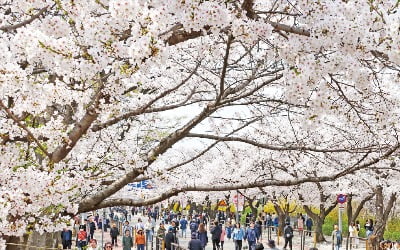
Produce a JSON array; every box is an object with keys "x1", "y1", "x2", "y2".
[{"x1": 87, "y1": 215, "x2": 355, "y2": 250}]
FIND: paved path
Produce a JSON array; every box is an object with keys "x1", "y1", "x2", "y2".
[{"x1": 86, "y1": 215, "x2": 357, "y2": 250}]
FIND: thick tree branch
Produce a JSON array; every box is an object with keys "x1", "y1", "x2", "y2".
[
  {"x1": 79, "y1": 100, "x2": 220, "y2": 211},
  {"x1": 50, "y1": 81, "x2": 105, "y2": 163},
  {"x1": 79, "y1": 143, "x2": 400, "y2": 212},
  {"x1": 216, "y1": 35, "x2": 233, "y2": 103},
  {"x1": 383, "y1": 193, "x2": 397, "y2": 222},
  {"x1": 78, "y1": 168, "x2": 144, "y2": 212},
  {"x1": 352, "y1": 193, "x2": 375, "y2": 222},
  {"x1": 0, "y1": 6, "x2": 48, "y2": 32},
  {"x1": 186, "y1": 133, "x2": 377, "y2": 154},
  {"x1": 268, "y1": 21, "x2": 310, "y2": 37}
]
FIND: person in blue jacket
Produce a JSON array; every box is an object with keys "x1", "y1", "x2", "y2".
[
  {"x1": 61, "y1": 227, "x2": 73, "y2": 249},
  {"x1": 180, "y1": 217, "x2": 188, "y2": 238},
  {"x1": 232, "y1": 223, "x2": 245, "y2": 250}
]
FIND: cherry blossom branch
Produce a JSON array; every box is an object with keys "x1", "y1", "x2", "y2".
[
  {"x1": 78, "y1": 168, "x2": 144, "y2": 212},
  {"x1": 0, "y1": 100, "x2": 51, "y2": 158},
  {"x1": 78, "y1": 143, "x2": 400, "y2": 212},
  {"x1": 267, "y1": 21, "x2": 310, "y2": 37},
  {"x1": 216, "y1": 35, "x2": 233, "y2": 103},
  {"x1": 50, "y1": 80, "x2": 106, "y2": 163},
  {"x1": 185, "y1": 133, "x2": 377, "y2": 153},
  {"x1": 79, "y1": 99, "x2": 221, "y2": 210},
  {"x1": 132, "y1": 118, "x2": 261, "y2": 183},
  {"x1": 91, "y1": 64, "x2": 200, "y2": 132},
  {"x1": 0, "y1": 6, "x2": 48, "y2": 32}
]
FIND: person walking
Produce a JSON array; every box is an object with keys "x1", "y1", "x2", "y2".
[
  {"x1": 210, "y1": 221, "x2": 222, "y2": 250},
  {"x1": 297, "y1": 215, "x2": 304, "y2": 235},
  {"x1": 180, "y1": 217, "x2": 188, "y2": 238},
  {"x1": 198, "y1": 223, "x2": 208, "y2": 250},
  {"x1": 61, "y1": 227, "x2": 72, "y2": 249},
  {"x1": 349, "y1": 222, "x2": 358, "y2": 248},
  {"x1": 88, "y1": 217, "x2": 96, "y2": 241},
  {"x1": 331, "y1": 224, "x2": 342, "y2": 250},
  {"x1": 283, "y1": 221, "x2": 293, "y2": 250},
  {"x1": 273, "y1": 216, "x2": 279, "y2": 235},
  {"x1": 245, "y1": 222, "x2": 257, "y2": 250},
  {"x1": 190, "y1": 219, "x2": 199, "y2": 233},
  {"x1": 255, "y1": 220, "x2": 262, "y2": 241},
  {"x1": 110, "y1": 223, "x2": 119, "y2": 247},
  {"x1": 122, "y1": 221, "x2": 133, "y2": 237},
  {"x1": 156, "y1": 223, "x2": 166, "y2": 250},
  {"x1": 77, "y1": 227, "x2": 87, "y2": 249},
  {"x1": 134, "y1": 229, "x2": 145, "y2": 250},
  {"x1": 226, "y1": 223, "x2": 233, "y2": 241},
  {"x1": 232, "y1": 223, "x2": 245, "y2": 250},
  {"x1": 135, "y1": 218, "x2": 145, "y2": 232},
  {"x1": 220, "y1": 224, "x2": 226, "y2": 250},
  {"x1": 145, "y1": 217, "x2": 153, "y2": 244},
  {"x1": 165, "y1": 227, "x2": 177, "y2": 250},
  {"x1": 306, "y1": 217, "x2": 313, "y2": 236},
  {"x1": 188, "y1": 232, "x2": 203, "y2": 250},
  {"x1": 364, "y1": 219, "x2": 374, "y2": 237}
]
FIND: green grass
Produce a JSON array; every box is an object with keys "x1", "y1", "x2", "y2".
[
  {"x1": 252, "y1": 203, "x2": 400, "y2": 241},
  {"x1": 323, "y1": 209, "x2": 400, "y2": 240}
]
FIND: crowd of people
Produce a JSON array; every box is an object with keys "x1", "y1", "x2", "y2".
[
  {"x1": 60, "y1": 207, "x2": 303, "y2": 250},
  {"x1": 59, "y1": 205, "x2": 400, "y2": 250}
]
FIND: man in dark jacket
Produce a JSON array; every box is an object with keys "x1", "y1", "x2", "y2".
[
  {"x1": 188, "y1": 232, "x2": 203, "y2": 250},
  {"x1": 283, "y1": 221, "x2": 293, "y2": 250},
  {"x1": 165, "y1": 226, "x2": 177, "y2": 250},
  {"x1": 110, "y1": 223, "x2": 119, "y2": 247},
  {"x1": 88, "y1": 218, "x2": 96, "y2": 241},
  {"x1": 61, "y1": 228, "x2": 72, "y2": 249},
  {"x1": 306, "y1": 217, "x2": 313, "y2": 236},
  {"x1": 210, "y1": 221, "x2": 222, "y2": 250}
]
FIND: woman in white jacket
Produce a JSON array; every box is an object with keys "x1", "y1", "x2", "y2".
[{"x1": 349, "y1": 222, "x2": 358, "y2": 248}]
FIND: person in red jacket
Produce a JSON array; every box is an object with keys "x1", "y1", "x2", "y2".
[
  {"x1": 135, "y1": 229, "x2": 146, "y2": 250},
  {"x1": 77, "y1": 227, "x2": 87, "y2": 249}
]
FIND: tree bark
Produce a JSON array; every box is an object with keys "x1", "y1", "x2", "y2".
[
  {"x1": 273, "y1": 200, "x2": 290, "y2": 235},
  {"x1": 300, "y1": 183, "x2": 337, "y2": 243},
  {"x1": 373, "y1": 186, "x2": 397, "y2": 241},
  {"x1": 346, "y1": 193, "x2": 374, "y2": 226}
]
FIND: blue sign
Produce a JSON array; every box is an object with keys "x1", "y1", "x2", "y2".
[
  {"x1": 337, "y1": 194, "x2": 347, "y2": 204},
  {"x1": 127, "y1": 180, "x2": 153, "y2": 190}
]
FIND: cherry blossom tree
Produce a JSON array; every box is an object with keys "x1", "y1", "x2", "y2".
[{"x1": 0, "y1": 0, "x2": 400, "y2": 247}]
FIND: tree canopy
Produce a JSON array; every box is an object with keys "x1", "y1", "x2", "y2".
[{"x1": 0, "y1": 0, "x2": 399, "y2": 241}]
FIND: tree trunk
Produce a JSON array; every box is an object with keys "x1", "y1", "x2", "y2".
[
  {"x1": 314, "y1": 218, "x2": 326, "y2": 242},
  {"x1": 273, "y1": 204, "x2": 287, "y2": 235},
  {"x1": 346, "y1": 193, "x2": 374, "y2": 227},
  {"x1": 373, "y1": 186, "x2": 396, "y2": 242}
]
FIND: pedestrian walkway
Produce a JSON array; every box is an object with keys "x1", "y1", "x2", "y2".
[{"x1": 87, "y1": 215, "x2": 343, "y2": 250}]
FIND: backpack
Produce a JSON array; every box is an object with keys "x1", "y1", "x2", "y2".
[
  {"x1": 255, "y1": 242, "x2": 264, "y2": 250},
  {"x1": 77, "y1": 231, "x2": 86, "y2": 241},
  {"x1": 336, "y1": 230, "x2": 342, "y2": 244},
  {"x1": 284, "y1": 226, "x2": 293, "y2": 239},
  {"x1": 190, "y1": 222, "x2": 197, "y2": 232}
]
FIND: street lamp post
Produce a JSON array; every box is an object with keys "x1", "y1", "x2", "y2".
[
  {"x1": 101, "y1": 208, "x2": 106, "y2": 248},
  {"x1": 236, "y1": 190, "x2": 239, "y2": 223}
]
